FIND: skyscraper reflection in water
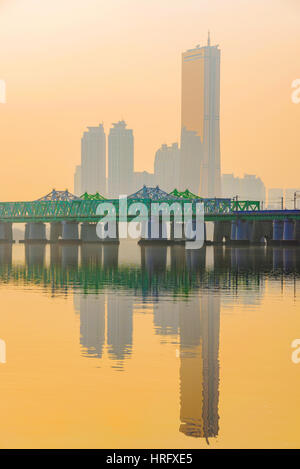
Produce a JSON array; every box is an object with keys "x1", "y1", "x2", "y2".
[{"x1": 179, "y1": 293, "x2": 220, "y2": 440}]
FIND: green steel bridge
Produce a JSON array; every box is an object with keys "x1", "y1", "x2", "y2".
[
  {"x1": 0, "y1": 187, "x2": 262, "y2": 223},
  {"x1": 0, "y1": 187, "x2": 299, "y2": 244}
]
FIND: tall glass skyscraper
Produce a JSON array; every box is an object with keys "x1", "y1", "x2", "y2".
[{"x1": 180, "y1": 33, "x2": 221, "y2": 197}]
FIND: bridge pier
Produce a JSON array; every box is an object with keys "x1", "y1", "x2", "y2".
[
  {"x1": 24, "y1": 222, "x2": 47, "y2": 243},
  {"x1": 61, "y1": 221, "x2": 80, "y2": 243},
  {"x1": 249, "y1": 221, "x2": 265, "y2": 245},
  {"x1": 184, "y1": 219, "x2": 206, "y2": 245},
  {"x1": 81, "y1": 222, "x2": 102, "y2": 243},
  {"x1": 228, "y1": 219, "x2": 250, "y2": 245},
  {"x1": 270, "y1": 220, "x2": 284, "y2": 246},
  {"x1": 213, "y1": 221, "x2": 231, "y2": 244},
  {"x1": 0, "y1": 222, "x2": 13, "y2": 243},
  {"x1": 139, "y1": 217, "x2": 168, "y2": 245},
  {"x1": 50, "y1": 222, "x2": 62, "y2": 242},
  {"x1": 169, "y1": 219, "x2": 185, "y2": 245},
  {"x1": 283, "y1": 219, "x2": 297, "y2": 245},
  {"x1": 228, "y1": 220, "x2": 238, "y2": 244},
  {"x1": 294, "y1": 220, "x2": 300, "y2": 244}
]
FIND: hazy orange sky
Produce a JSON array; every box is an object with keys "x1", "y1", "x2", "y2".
[{"x1": 0, "y1": 0, "x2": 299, "y2": 201}]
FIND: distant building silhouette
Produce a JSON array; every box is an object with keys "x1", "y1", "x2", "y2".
[
  {"x1": 80, "y1": 124, "x2": 106, "y2": 195},
  {"x1": 132, "y1": 171, "x2": 156, "y2": 192},
  {"x1": 74, "y1": 165, "x2": 82, "y2": 196},
  {"x1": 180, "y1": 33, "x2": 221, "y2": 197},
  {"x1": 268, "y1": 188, "x2": 284, "y2": 209},
  {"x1": 285, "y1": 188, "x2": 300, "y2": 209},
  {"x1": 108, "y1": 120, "x2": 134, "y2": 197},
  {"x1": 222, "y1": 173, "x2": 265, "y2": 203},
  {"x1": 154, "y1": 143, "x2": 180, "y2": 192}
]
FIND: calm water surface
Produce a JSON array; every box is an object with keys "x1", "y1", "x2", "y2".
[{"x1": 0, "y1": 241, "x2": 300, "y2": 448}]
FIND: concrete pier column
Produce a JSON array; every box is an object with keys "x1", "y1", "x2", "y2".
[
  {"x1": 27, "y1": 222, "x2": 47, "y2": 242},
  {"x1": 272, "y1": 220, "x2": 284, "y2": 244},
  {"x1": 230, "y1": 220, "x2": 237, "y2": 242},
  {"x1": 283, "y1": 219, "x2": 296, "y2": 245},
  {"x1": 184, "y1": 219, "x2": 206, "y2": 244},
  {"x1": 50, "y1": 222, "x2": 62, "y2": 242},
  {"x1": 170, "y1": 219, "x2": 185, "y2": 244},
  {"x1": 0, "y1": 222, "x2": 13, "y2": 242},
  {"x1": 61, "y1": 221, "x2": 79, "y2": 242},
  {"x1": 236, "y1": 220, "x2": 249, "y2": 241},
  {"x1": 97, "y1": 221, "x2": 119, "y2": 243},
  {"x1": 25, "y1": 223, "x2": 30, "y2": 241},
  {"x1": 294, "y1": 220, "x2": 300, "y2": 244},
  {"x1": 249, "y1": 221, "x2": 264, "y2": 244},
  {"x1": 140, "y1": 217, "x2": 168, "y2": 244},
  {"x1": 213, "y1": 221, "x2": 224, "y2": 244},
  {"x1": 81, "y1": 223, "x2": 101, "y2": 243},
  {"x1": 231, "y1": 219, "x2": 250, "y2": 245}
]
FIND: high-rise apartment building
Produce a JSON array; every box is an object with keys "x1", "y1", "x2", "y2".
[
  {"x1": 222, "y1": 173, "x2": 266, "y2": 204},
  {"x1": 74, "y1": 165, "x2": 82, "y2": 196},
  {"x1": 154, "y1": 142, "x2": 180, "y2": 192},
  {"x1": 108, "y1": 120, "x2": 134, "y2": 197},
  {"x1": 268, "y1": 188, "x2": 284, "y2": 209},
  {"x1": 180, "y1": 33, "x2": 221, "y2": 197},
  {"x1": 80, "y1": 124, "x2": 106, "y2": 195}
]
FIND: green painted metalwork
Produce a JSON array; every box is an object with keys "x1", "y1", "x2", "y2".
[
  {"x1": 231, "y1": 200, "x2": 260, "y2": 211},
  {"x1": 170, "y1": 188, "x2": 200, "y2": 199},
  {"x1": 80, "y1": 192, "x2": 106, "y2": 200},
  {"x1": 0, "y1": 198, "x2": 298, "y2": 223}
]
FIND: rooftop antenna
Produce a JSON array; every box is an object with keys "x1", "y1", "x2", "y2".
[{"x1": 207, "y1": 30, "x2": 211, "y2": 46}]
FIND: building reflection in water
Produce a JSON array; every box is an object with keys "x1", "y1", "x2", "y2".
[
  {"x1": 74, "y1": 244, "x2": 133, "y2": 369},
  {"x1": 179, "y1": 293, "x2": 220, "y2": 440},
  {"x1": 6, "y1": 242, "x2": 299, "y2": 439}
]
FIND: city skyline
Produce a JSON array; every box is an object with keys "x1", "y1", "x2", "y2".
[{"x1": 0, "y1": 0, "x2": 299, "y2": 201}]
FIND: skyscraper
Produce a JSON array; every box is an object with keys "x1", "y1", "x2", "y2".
[
  {"x1": 154, "y1": 142, "x2": 180, "y2": 192},
  {"x1": 108, "y1": 120, "x2": 134, "y2": 197},
  {"x1": 81, "y1": 124, "x2": 106, "y2": 195},
  {"x1": 73, "y1": 165, "x2": 82, "y2": 196},
  {"x1": 180, "y1": 33, "x2": 221, "y2": 197}
]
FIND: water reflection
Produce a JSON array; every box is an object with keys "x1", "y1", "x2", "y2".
[
  {"x1": 0, "y1": 243, "x2": 300, "y2": 441},
  {"x1": 179, "y1": 294, "x2": 220, "y2": 440}
]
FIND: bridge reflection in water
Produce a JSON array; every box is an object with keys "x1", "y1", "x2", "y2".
[{"x1": 0, "y1": 243, "x2": 300, "y2": 440}]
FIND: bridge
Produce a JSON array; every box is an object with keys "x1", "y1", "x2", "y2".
[{"x1": 0, "y1": 187, "x2": 299, "y2": 245}]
